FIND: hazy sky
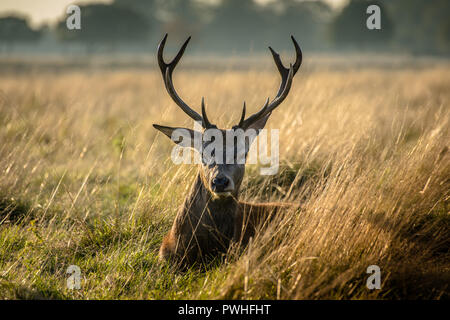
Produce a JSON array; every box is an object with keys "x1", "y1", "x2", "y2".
[
  {"x1": 0, "y1": 0, "x2": 112, "y2": 27},
  {"x1": 0, "y1": 0, "x2": 344, "y2": 27}
]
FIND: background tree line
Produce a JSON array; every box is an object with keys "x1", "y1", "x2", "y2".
[{"x1": 0, "y1": 0, "x2": 449, "y2": 55}]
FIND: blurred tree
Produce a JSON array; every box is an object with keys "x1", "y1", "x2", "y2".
[
  {"x1": 197, "y1": 0, "x2": 332, "y2": 53},
  {"x1": 114, "y1": 0, "x2": 158, "y2": 20},
  {"x1": 114, "y1": 0, "x2": 207, "y2": 42},
  {"x1": 438, "y1": 20, "x2": 450, "y2": 53},
  {"x1": 329, "y1": 0, "x2": 393, "y2": 49},
  {"x1": 0, "y1": 16, "x2": 41, "y2": 52},
  {"x1": 56, "y1": 4, "x2": 150, "y2": 53},
  {"x1": 266, "y1": 0, "x2": 332, "y2": 51},
  {"x1": 387, "y1": 0, "x2": 450, "y2": 55},
  {"x1": 202, "y1": 0, "x2": 271, "y2": 52},
  {"x1": 49, "y1": 0, "x2": 450, "y2": 55},
  {"x1": 155, "y1": 0, "x2": 208, "y2": 41}
]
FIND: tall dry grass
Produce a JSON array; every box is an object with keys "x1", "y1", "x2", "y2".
[{"x1": 0, "y1": 60, "x2": 448, "y2": 299}]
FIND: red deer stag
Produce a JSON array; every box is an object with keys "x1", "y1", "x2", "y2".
[{"x1": 153, "y1": 34, "x2": 302, "y2": 268}]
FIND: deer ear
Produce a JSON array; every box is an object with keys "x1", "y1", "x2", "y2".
[{"x1": 153, "y1": 124, "x2": 200, "y2": 149}]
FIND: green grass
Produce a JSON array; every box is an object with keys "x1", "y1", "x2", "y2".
[{"x1": 0, "y1": 63, "x2": 449, "y2": 299}]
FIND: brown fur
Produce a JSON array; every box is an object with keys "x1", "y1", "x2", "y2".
[{"x1": 159, "y1": 170, "x2": 295, "y2": 268}]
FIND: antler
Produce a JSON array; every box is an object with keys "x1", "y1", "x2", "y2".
[
  {"x1": 157, "y1": 34, "x2": 301, "y2": 130},
  {"x1": 157, "y1": 34, "x2": 214, "y2": 128},
  {"x1": 238, "y1": 36, "x2": 302, "y2": 129}
]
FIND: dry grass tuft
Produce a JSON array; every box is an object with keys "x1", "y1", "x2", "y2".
[{"x1": 0, "y1": 60, "x2": 449, "y2": 299}]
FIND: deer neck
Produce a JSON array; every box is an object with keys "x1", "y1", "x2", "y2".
[
  {"x1": 186, "y1": 171, "x2": 240, "y2": 219},
  {"x1": 172, "y1": 171, "x2": 239, "y2": 261}
]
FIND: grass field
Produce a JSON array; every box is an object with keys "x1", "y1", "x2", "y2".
[{"x1": 0, "y1": 57, "x2": 449, "y2": 299}]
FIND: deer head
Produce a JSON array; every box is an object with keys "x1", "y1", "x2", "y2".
[{"x1": 153, "y1": 34, "x2": 302, "y2": 198}]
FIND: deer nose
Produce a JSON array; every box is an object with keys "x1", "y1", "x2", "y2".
[{"x1": 211, "y1": 176, "x2": 230, "y2": 192}]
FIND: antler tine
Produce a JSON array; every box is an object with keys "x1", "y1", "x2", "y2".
[
  {"x1": 266, "y1": 64, "x2": 294, "y2": 112},
  {"x1": 237, "y1": 102, "x2": 246, "y2": 128},
  {"x1": 157, "y1": 34, "x2": 205, "y2": 124},
  {"x1": 238, "y1": 36, "x2": 302, "y2": 129},
  {"x1": 157, "y1": 33, "x2": 169, "y2": 74},
  {"x1": 239, "y1": 64, "x2": 294, "y2": 129},
  {"x1": 240, "y1": 64, "x2": 293, "y2": 129},
  {"x1": 240, "y1": 98, "x2": 269, "y2": 129},
  {"x1": 290, "y1": 35, "x2": 303, "y2": 73},
  {"x1": 268, "y1": 35, "x2": 302, "y2": 97},
  {"x1": 201, "y1": 97, "x2": 214, "y2": 128}
]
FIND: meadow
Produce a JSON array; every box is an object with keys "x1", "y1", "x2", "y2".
[{"x1": 0, "y1": 56, "x2": 448, "y2": 299}]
